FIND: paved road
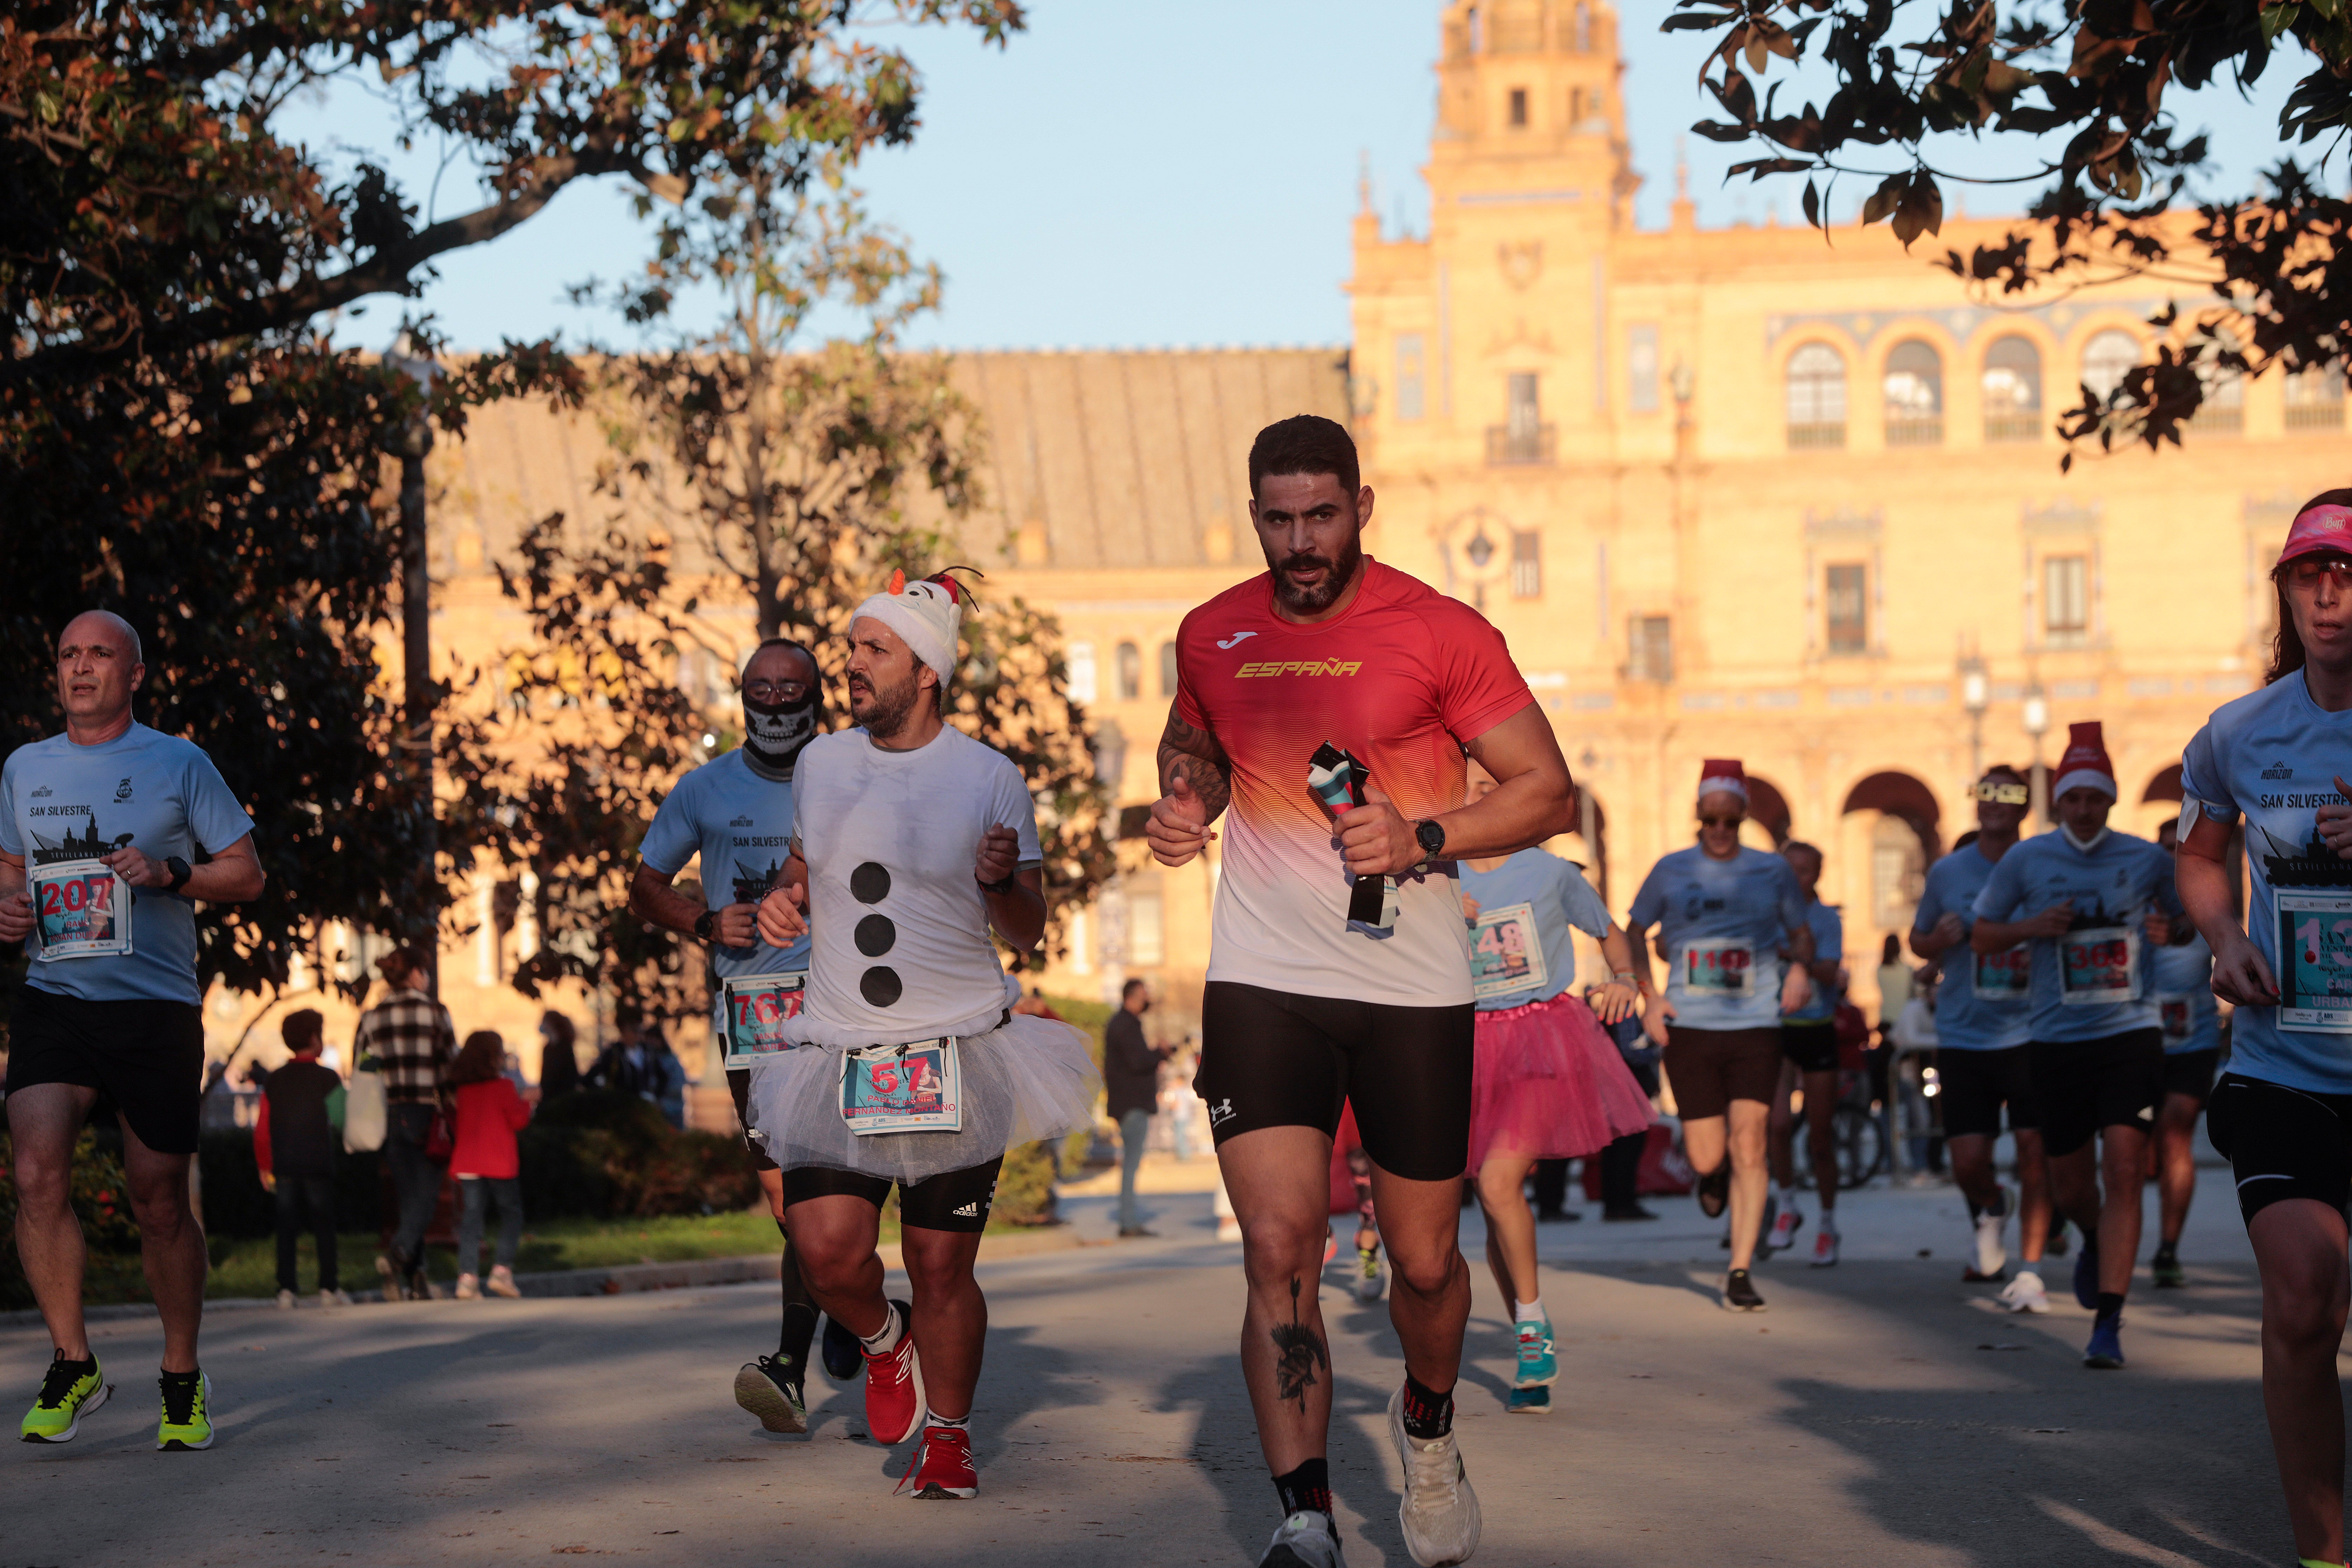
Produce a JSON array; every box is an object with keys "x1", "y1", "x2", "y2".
[{"x1": 4, "y1": 1168, "x2": 2291, "y2": 1567}]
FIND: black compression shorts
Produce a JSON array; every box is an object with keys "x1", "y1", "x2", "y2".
[
  {"x1": 2163, "y1": 1048, "x2": 2221, "y2": 1104},
  {"x1": 1661, "y1": 1027, "x2": 1782, "y2": 1121},
  {"x1": 2028, "y1": 1029, "x2": 2163, "y2": 1159},
  {"x1": 1938, "y1": 1044, "x2": 2041, "y2": 1140},
  {"x1": 777, "y1": 1157, "x2": 1005, "y2": 1233},
  {"x1": 724, "y1": 1067, "x2": 779, "y2": 1173},
  {"x1": 1780, "y1": 1021, "x2": 1840, "y2": 1075},
  {"x1": 1195, "y1": 981, "x2": 1474, "y2": 1182},
  {"x1": 2205, "y1": 1073, "x2": 2352, "y2": 1225},
  {"x1": 5, "y1": 986, "x2": 205, "y2": 1155}
]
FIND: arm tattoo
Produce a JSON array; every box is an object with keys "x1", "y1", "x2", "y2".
[
  {"x1": 1159, "y1": 709, "x2": 1233, "y2": 823},
  {"x1": 1269, "y1": 1277, "x2": 1329, "y2": 1412}
]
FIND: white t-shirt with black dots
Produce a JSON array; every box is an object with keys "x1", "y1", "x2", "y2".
[{"x1": 790, "y1": 725, "x2": 1043, "y2": 1046}]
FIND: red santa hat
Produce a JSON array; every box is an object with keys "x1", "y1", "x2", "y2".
[
  {"x1": 2052, "y1": 721, "x2": 2117, "y2": 801},
  {"x1": 1695, "y1": 758, "x2": 1748, "y2": 805}
]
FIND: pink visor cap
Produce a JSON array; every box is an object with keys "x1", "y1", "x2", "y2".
[{"x1": 2278, "y1": 503, "x2": 2352, "y2": 567}]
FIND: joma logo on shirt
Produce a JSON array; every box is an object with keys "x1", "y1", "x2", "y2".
[{"x1": 1236, "y1": 660, "x2": 1364, "y2": 679}]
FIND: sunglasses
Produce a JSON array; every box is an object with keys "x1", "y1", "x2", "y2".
[
  {"x1": 1697, "y1": 814, "x2": 1744, "y2": 829},
  {"x1": 2285, "y1": 556, "x2": 2352, "y2": 588},
  {"x1": 1974, "y1": 781, "x2": 2030, "y2": 804}
]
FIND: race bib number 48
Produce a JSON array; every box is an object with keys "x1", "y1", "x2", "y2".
[
  {"x1": 2278, "y1": 891, "x2": 2352, "y2": 1032},
  {"x1": 720, "y1": 971, "x2": 806, "y2": 1069},
  {"x1": 1469, "y1": 902, "x2": 1548, "y2": 1001},
  {"x1": 839, "y1": 1039, "x2": 964, "y2": 1136},
  {"x1": 2058, "y1": 925, "x2": 2138, "y2": 1007},
  {"x1": 1973, "y1": 946, "x2": 2030, "y2": 1004},
  {"x1": 30, "y1": 860, "x2": 132, "y2": 961},
  {"x1": 1682, "y1": 942, "x2": 1755, "y2": 999}
]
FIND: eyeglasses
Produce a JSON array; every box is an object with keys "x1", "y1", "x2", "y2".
[
  {"x1": 2285, "y1": 557, "x2": 2352, "y2": 589},
  {"x1": 1697, "y1": 814, "x2": 1743, "y2": 829},
  {"x1": 1974, "y1": 781, "x2": 2031, "y2": 804},
  {"x1": 744, "y1": 681, "x2": 810, "y2": 702}
]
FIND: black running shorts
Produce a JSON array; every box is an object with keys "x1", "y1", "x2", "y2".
[
  {"x1": 1662, "y1": 1026, "x2": 1782, "y2": 1121},
  {"x1": 2205, "y1": 1073, "x2": 2352, "y2": 1225},
  {"x1": 724, "y1": 1066, "x2": 779, "y2": 1173},
  {"x1": 1938, "y1": 1044, "x2": 2041, "y2": 1141},
  {"x1": 2162, "y1": 1048, "x2": 2221, "y2": 1105},
  {"x1": 5, "y1": 985, "x2": 205, "y2": 1156},
  {"x1": 777, "y1": 1157, "x2": 1004, "y2": 1233},
  {"x1": 2027, "y1": 1029, "x2": 2164, "y2": 1159},
  {"x1": 1780, "y1": 1021, "x2": 1839, "y2": 1075},
  {"x1": 1194, "y1": 981, "x2": 1474, "y2": 1183}
]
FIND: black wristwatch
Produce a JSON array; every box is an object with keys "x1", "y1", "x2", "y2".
[
  {"x1": 693, "y1": 909, "x2": 718, "y2": 942},
  {"x1": 164, "y1": 855, "x2": 192, "y2": 894},
  {"x1": 1413, "y1": 818, "x2": 1447, "y2": 866},
  {"x1": 978, "y1": 871, "x2": 1017, "y2": 895}
]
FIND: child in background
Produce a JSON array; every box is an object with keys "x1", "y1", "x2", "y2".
[
  {"x1": 257, "y1": 1008, "x2": 349, "y2": 1307},
  {"x1": 450, "y1": 1030, "x2": 532, "y2": 1300}
]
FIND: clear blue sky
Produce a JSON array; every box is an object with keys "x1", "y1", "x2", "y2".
[{"x1": 329, "y1": 3, "x2": 2304, "y2": 355}]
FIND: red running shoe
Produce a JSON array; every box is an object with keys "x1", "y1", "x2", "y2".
[
  {"x1": 862, "y1": 1299, "x2": 926, "y2": 1444},
  {"x1": 897, "y1": 1423, "x2": 978, "y2": 1499}
]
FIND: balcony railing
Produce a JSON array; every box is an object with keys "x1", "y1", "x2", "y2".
[
  {"x1": 1485, "y1": 423, "x2": 1556, "y2": 466},
  {"x1": 1983, "y1": 412, "x2": 2042, "y2": 444},
  {"x1": 2287, "y1": 400, "x2": 2345, "y2": 433},
  {"x1": 1884, "y1": 415, "x2": 1944, "y2": 447},
  {"x1": 1786, "y1": 421, "x2": 1847, "y2": 451},
  {"x1": 2191, "y1": 402, "x2": 2244, "y2": 436}
]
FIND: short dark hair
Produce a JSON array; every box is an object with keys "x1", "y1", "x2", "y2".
[
  {"x1": 281, "y1": 1008, "x2": 324, "y2": 1052},
  {"x1": 1122, "y1": 978, "x2": 1148, "y2": 1001},
  {"x1": 1248, "y1": 415, "x2": 1359, "y2": 500},
  {"x1": 1982, "y1": 762, "x2": 2028, "y2": 785},
  {"x1": 743, "y1": 638, "x2": 818, "y2": 680}
]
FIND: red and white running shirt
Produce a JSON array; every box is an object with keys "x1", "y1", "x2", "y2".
[{"x1": 1174, "y1": 560, "x2": 1535, "y2": 1005}]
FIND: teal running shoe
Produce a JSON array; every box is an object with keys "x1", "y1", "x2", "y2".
[{"x1": 1513, "y1": 1316, "x2": 1557, "y2": 1390}]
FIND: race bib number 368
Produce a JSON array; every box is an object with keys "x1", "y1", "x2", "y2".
[
  {"x1": 2058, "y1": 925, "x2": 2138, "y2": 1007},
  {"x1": 2278, "y1": 892, "x2": 2352, "y2": 1032},
  {"x1": 30, "y1": 860, "x2": 132, "y2": 961}
]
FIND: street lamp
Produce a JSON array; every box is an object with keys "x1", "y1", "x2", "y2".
[
  {"x1": 2021, "y1": 680, "x2": 2050, "y2": 831},
  {"x1": 383, "y1": 335, "x2": 440, "y2": 996},
  {"x1": 1958, "y1": 654, "x2": 1988, "y2": 782}
]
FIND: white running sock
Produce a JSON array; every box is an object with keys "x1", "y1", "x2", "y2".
[
  {"x1": 1778, "y1": 1185, "x2": 1800, "y2": 1209},
  {"x1": 858, "y1": 1303, "x2": 903, "y2": 1356},
  {"x1": 1515, "y1": 1298, "x2": 1543, "y2": 1323},
  {"x1": 926, "y1": 1409, "x2": 970, "y2": 1431}
]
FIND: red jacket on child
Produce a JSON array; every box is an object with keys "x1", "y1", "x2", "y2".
[{"x1": 451, "y1": 1078, "x2": 532, "y2": 1180}]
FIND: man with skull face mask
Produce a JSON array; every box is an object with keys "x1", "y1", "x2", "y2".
[{"x1": 630, "y1": 638, "x2": 830, "y2": 1433}]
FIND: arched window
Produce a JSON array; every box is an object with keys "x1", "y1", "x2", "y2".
[
  {"x1": 1114, "y1": 640, "x2": 1142, "y2": 701},
  {"x1": 2080, "y1": 329, "x2": 2140, "y2": 402},
  {"x1": 1158, "y1": 640, "x2": 1180, "y2": 697},
  {"x1": 2287, "y1": 360, "x2": 2346, "y2": 433},
  {"x1": 1785, "y1": 343, "x2": 1847, "y2": 449},
  {"x1": 1882, "y1": 339, "x2": 1944, "y2": 445},
  {"x1": 1981, "y1": 335, "x2": 2042, "y2": 442}
]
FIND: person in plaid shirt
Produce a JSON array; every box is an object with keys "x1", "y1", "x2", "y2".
[{"x1": 354, "y1": 946, "x2": 455, "y2": 1300}]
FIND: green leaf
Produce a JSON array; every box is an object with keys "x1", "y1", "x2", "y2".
[{"x1": 2262, "y1": 3, "x2": 2301, "y2": 40}]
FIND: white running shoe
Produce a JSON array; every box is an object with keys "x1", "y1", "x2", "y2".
[
  {"x1": 1388, "y1": 1387, "x2": 1482, "y2": 1567},
  {"x1": 1766, "y1": 1204, "x2": 1805, "y2": 1254},
  {"x1": 1810, "y1": 1227, "x2": 1840, "y2": 1268},
  {"x1": 1353, "y1": 1243, "x2": 1386, "y2": 1303},
  {"x1": 1973, "y1": 1186, "x2": 2011, "y2": 1280},
  {"x1": 1259, "y1": 1511, "x2": 1347, "y2": 1568},
  {"x1": 2000, "y1": 1270, "x2": 2051, "y2": 1314},
  {"x1": 275, "y1": 1289, "x2": 298, "y2": 1310}
]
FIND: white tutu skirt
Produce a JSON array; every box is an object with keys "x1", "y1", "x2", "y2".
[{"x1": 744, "y1": 1014, "x2": 1101, "y2": 1184}]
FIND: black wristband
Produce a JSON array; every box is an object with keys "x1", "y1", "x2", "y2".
[
  {"x1": 693, "y1": 909, "x2": 718, "y2": 941},
  {"x1": 977, "y1": 872, "x2": 1017, "y2": 896},
  {"x1": 164, "y1": 855, "x2": 192, "y2": 894}
]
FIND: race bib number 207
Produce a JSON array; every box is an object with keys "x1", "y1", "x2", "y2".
[
  {"x1": 2278, "y1": 892, "x2": 2352, "y2": 1033},
  {"x1": 30, "y1": 860, "x2": 132, "y2": 961}
]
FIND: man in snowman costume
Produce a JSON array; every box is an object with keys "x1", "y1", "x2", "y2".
[{"x1": 753, "y1": 569, "x2": 1096, "y2": 1499}]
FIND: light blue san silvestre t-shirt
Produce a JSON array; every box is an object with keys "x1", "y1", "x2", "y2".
[
  {"x1": 638, "y1": 749, "x2": 813, "y2": 996},
  {"x1": 2179, "y1": 669, "x2": 2352, "y2": 1092},
  {"x1": 1782, "y1": 900, "x2": 1843, "y2": 1024},
  {"x1": 1910, "y1": 844, "x2": 2032, "y2": 1052},
  {"x1": 2148, "y1": 931, "x2": 2221, "y2": 1056},
  {"x1": 0, "y1": 723, "x2": 255, "y2": 1005},
  {"x1": 1628, "y1": 845, "x2": 1808, "y2": 1031},
  {"x1": 1970, "y1": 827, "x2": 2180, "y2": 1045},
  {"x1": 1457, "y1": 848, "x2": 1612, "y2": 1011}
]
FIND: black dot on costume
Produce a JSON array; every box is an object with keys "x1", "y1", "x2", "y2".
[
  {"x1": 860, "y1": 966, "x2": 904, "y2": 1008},
  {"x1": 854, "y1": 913, "x2": 897, "y2": 957},
  {"x1": 850, "y1": 862, "x2": 891, "y2": 904}
]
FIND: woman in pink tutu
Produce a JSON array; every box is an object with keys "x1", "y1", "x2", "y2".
[{"x1": 1459, "y1": 764, "x2": 1653, "y2": 1413}]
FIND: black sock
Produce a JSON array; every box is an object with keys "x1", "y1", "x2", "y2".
[
  {"x1": 2154, "y1": 1239, "x2": 2178, "y2": 1261},
  {"x1": 776, "y1": 1237, "x2": 818, "y2": 1370},
  {"x1": 1273, "y1": 1457, "x2": 1334, "y2": 1520},
  {"x1": 160, "y1": 1367, "x2": 201, "y2": 1385},
  {"x1": 53, "y1": 1350, "x2": 94, "y2": 1372},
  {"x1": 1400, "y1": 1373, "x2": 1454, "y2": 1440},
  {"x1": 2095, "y1": 1291, "x2": 2125, "y2": 1323}
]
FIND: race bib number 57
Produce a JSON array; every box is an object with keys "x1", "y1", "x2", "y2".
[
  {"x1": 839, "y1": 1039, "x2": 964, "y2": 1136},
  {"x1": 2278, "y1": 891, "x2": 2352, "y2": 1032},
  {"x1": 30, "y1": 860, "x2": 132, "y2": 961}
]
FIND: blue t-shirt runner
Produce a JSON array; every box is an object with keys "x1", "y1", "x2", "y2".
[
  {"x1": 1970, "y1": 828, "x2": 2181, "y2": 1045},
  {"x1": 1782, "y1": 900, "x2": 1843, "y2": 1026},
  {"x1": 1458, "y1": 848, "x2": 1612, "y2": 1011},
  {"x1": 2149, "y1": 931, "x2": 2222, "y2": 1057},
  {"x1": 1912, "y1": 844, "x2": 2032, "y2": 1052},
  {"x1": 1629, "y1": 845, "x2": 1809, "y2": 1032}
]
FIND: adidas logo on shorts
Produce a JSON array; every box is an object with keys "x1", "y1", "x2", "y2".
[{"x1": 952, "y1": 1202, "x2": 979, "y2": 1217}]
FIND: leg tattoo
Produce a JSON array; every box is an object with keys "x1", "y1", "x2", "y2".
[{"x1": 1270, "y1": 1276, "x2": 1330, "y2": 1412}]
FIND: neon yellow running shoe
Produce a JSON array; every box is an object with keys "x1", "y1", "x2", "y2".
[
  {"x1": 156, "y1": 1371, "x2": 213, "y2": 1451},
  {"x1": 20, "y1": 1351, "x2": 108, "y2": 1443}
]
